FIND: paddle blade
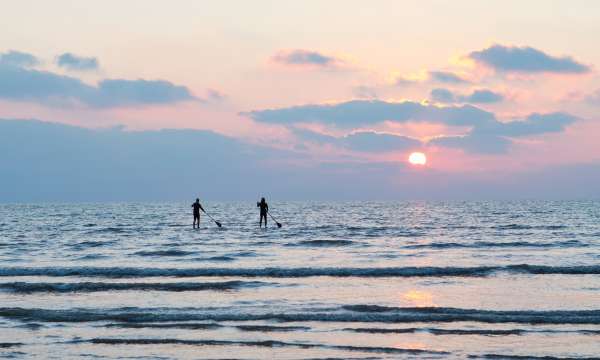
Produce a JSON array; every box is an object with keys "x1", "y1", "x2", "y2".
[
  {"x1": 215, "y1": 221, "x2": 222, "y2": 228},
  {"x1": 276, "y1": 222, "x2": 282, "y2": 228}
]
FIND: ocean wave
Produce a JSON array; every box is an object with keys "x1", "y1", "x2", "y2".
[
  {"x1": 0, "y1": 281, "x2": 271, "y2": 293},
  {"x1": 68, "y1": 240, "x2": 117, "y2": 249},
  {"x1": 344, "y1": 326, "x2": 600, "y2": 336},
  {"x1": 133, "y1": 250, "x2": 197, "y2": 257},
  {"x1": 85, "y1": 227, "x2": 134, "y2": 235},
  {"x1": 469, "y1": 354, "x2": 600, "y2": 360},
  {"x1": 105, "y1": 323, "x2": 309, "y2": 332},
  {"x1": 344, "y1": 327, "x2": 526, "y2": 335},
  {"x1": 0, "y1": 264, "x2": 598, "y2": 278},
  {"x1": 286, "y1": 240, "x2": 356, "y2": 247},
  {"x1": 106, "y1": 322, "x2": 222, "y2": 330},
  {"x1": 0, "y1": 343, "x2": 22, "y2": 348},
  {"x1": 2, "y1": 306, "x2": 600, "y2": 325},
  {"x1": 233, "y1": 324, "x2": 311, "y2": 332},
  {"x1": 76, "y1": 254, "x2": 110, "y2": 261},
  {"x1": 73, "y1": 338, "x2": 448, "y2": 355},
  {"x1": 199, "y1": 256, "x2": 236, "y2": 262},
  {"x1": 491, "y1": 224, "x2": 567, "y2": 231},
  {"x1": 403, "y1": 240, "x2": 586, "y2": 250}
]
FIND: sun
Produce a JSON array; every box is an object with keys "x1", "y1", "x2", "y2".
[{"x1": 408, "y1": 152, "x2": 427, "y2": 165}]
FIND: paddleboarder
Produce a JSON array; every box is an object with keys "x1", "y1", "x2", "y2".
[
  {"x1": 191, "y1": 198, "x2": 205, "y2": 229},
  {"x1": 257, "y1": 197, "x2": 269, "y2": 228}
]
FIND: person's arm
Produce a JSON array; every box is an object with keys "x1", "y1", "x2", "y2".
[
  {"x1": 266, "y1": 204, "x2": 269, "y2": 213},
  {"x1": 200, "y1": 203, "x2": 205, "y2": 212}
]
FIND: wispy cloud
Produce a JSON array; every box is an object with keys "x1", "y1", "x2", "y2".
[
  {"x1": 353, "y1": 86, "x2": 378, "y2": 99},
  {"x1": 585, "y1": 89, "x2": 600, "y2": 106},
  {"x1": 271, "y1": 49, "x2": 343, "y2": 68}
]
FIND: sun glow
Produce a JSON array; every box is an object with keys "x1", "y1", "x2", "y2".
[{"x1": 408, "y1": 152, "x2": 427, "y2": 165}]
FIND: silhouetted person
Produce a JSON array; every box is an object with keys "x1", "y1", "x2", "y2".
[
  {"x1": 257, "y1": 197, "x2": 268, "y2": 228},
  {"x1": 191, "y1": 198, "x2": 205, "y2": 229}
]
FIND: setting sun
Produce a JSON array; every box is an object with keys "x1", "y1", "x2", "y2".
[{"x1": 408, "y1": 152, "x2": 427, "y2": 165}]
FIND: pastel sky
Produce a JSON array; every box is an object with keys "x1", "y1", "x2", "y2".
[{"x1": 2, "y1": 0, "x2": 600, "y2": 200}]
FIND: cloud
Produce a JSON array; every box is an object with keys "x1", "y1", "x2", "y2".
[
  {"x1": 475, "y1": 112, "x2": 576, "y2": 138},
  {"x1": 91, "y1": 79, "x2": 196, "y2": 107},
  {"x1": 293, "y1": 128, "x2": 421, "y2": 153},
  {"x1": 429, "y1": 133, "x2": 511, "y2": 154},
  {"x1": 430, "y1": 88, "x2": 456, "y2": 103},
  {"x1": 430, "y1": 112, "x2": 577, "y2": 154},
  {"x1": 56, "y1": 53, "x2": 99, "y2": 71},
  {"x1": 343, "y1": 131, "x2": 421, "y2": 152},
  {"x1": 0, "y1": 50, "x2": 39, "y2": 67},
  {"x1": 245, "y1": 100, "x2": 496, "y2": 128},
  {"x1": 585, "y1": 89, "x2": 600, "y2": 106},
  {"x1": 466, "y1": 89, "x2": 504, "y2": 103},
  {"x1": 469, "y1": 44, "x2": 590, "y2": 73},
  {"x1": 353, "y1": 86, "x2": 378, "y2": 99},
  {"x1": 206, "y1": 88, "x2": 226, "y2": 102},
  {"x1": 272, "y1": 49, "x2": 342, "y2": 68},
  {"x1": 0, "y1": 61, "x2": 197, "y2": 107},
  {"x1": 430, "y1": 88, "x2": 504, "y2": 104},
  {"x1": 247, "y1": 100, "x2": 577, "y2": 154},
  {"x1": 429, "y1": 71, "x2": 469, "y2": 84}
]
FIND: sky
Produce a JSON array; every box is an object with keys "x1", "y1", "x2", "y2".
[{"x1": 1, "y1": 0, "x2": 600, "y2": 201}]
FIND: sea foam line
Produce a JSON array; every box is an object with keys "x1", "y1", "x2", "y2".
[{"x1": 0, "y1": 264, "x2": 598, "y2": 278}]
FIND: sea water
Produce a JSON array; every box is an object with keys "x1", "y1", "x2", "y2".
[{"x1": 0, "y1": 201, "x2": 599, "y2": 359}]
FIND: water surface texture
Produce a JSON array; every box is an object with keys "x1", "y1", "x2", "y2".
[{"x1": 0, "y1": 201, "x2": 599, "y2": 359}]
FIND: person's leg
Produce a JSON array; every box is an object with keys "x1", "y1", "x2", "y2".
[{"x1": 259, "y1": 214, "x2": 263, "y2": 228}]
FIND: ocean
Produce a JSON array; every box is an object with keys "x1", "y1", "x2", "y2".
[{"x1": 0, "y1": 201, "x2": 599, "y2": 359}]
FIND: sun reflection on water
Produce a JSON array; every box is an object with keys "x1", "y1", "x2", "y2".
[{"x1": 402, "y1": 290, "x2": 435, "y2": 307}]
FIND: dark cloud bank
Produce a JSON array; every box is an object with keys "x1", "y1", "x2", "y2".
[{"x1": 1, "y1": 119, "x2": 598, "y2": 201}]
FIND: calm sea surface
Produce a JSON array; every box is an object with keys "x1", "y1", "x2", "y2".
[{"x1": 0, "y1": 201, "x2": 599, "y2": 359}]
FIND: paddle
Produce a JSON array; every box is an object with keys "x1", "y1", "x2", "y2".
[
  {"x1": 202, "y1": 210, "x2": 222, "y2": 228},
  {"x1": 268, "y1": 212, "x2": 282, "y2": 228}
]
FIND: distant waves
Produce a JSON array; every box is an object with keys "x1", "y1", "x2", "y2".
[{"x1": 1, "y1": 264, "x2": 599, "y2": 278}]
